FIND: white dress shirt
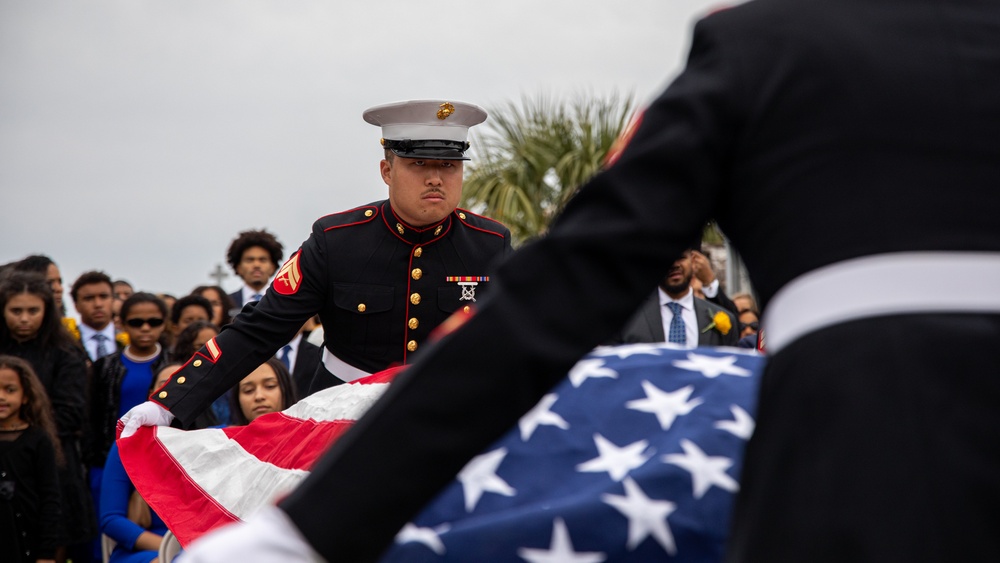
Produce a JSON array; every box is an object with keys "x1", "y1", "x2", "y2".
[
  {"x1": 658, "y1": 287, "x2": 698, "y2": 347},
  {"x1": 240, "y1": 285, "x2": 268, "y2": 305},
  {"x1": 78, "y1": 321, "x2": 118, "y2": 361},
  {"x1": 280, "y1": 333, "x2": 303, "y2": 373}
]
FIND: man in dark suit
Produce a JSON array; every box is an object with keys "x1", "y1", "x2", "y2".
[
  {"x1": 137, "y1": 2, "x2": 1000, "y2": 561},
  {"x1": 279, "y1": 324, "x2": 322, "y2": 399},
  {"x1": 613, "y1": 249, "x2": 738, "y2": 347},
  {"x1": 70, "y1": 270, "x2": 123, "y2": 363},
  {"x1": 225, "y1": 229, "x2": 284, "y2": 313}
]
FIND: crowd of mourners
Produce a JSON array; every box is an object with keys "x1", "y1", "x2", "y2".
[
  {"x1": 0, "y1": 235, "x2": 760, "y2": 563},
  {"x1": 0, "y1": 235, "x2": 319, "y2": 563}
]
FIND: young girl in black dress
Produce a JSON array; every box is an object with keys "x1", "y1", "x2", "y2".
[{"x1": 0, "y1": 355, "x2": 63, "y2": 563}]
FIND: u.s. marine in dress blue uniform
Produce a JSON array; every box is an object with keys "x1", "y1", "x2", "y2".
[{"x1": 147, "y1": 100, "x2": 512, "y2": 425}]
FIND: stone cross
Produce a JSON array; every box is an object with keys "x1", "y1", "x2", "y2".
[{"x1": 208, "y1": 263, "x2": 229, "y2": 286}]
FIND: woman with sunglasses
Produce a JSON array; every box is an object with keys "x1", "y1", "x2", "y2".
[{"x1": 85, "y1": 293, "x2": 170, "y2": 496}]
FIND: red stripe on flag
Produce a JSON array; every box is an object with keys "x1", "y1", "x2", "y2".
[
  {"x1": 225, "y1": 414, "x2": 355, "y2": 471},
  {"x1": 118, "y1": 367, "x2": 404, "y2": 547},
  {"x1": 119, "y1": 426, "x2": 240, "y2": 547}
]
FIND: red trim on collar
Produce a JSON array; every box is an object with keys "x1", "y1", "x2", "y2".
[
  {"x1": 381, "y1": 202, "x2": 452, "y2": 246},
  {"x1": 322, "y1": 205, "x2": 379, "y2": 232}
]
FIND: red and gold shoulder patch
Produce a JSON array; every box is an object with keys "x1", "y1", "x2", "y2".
[
  {"x1": 205, "y1": 337, "x2": 222, "y2": 362},
  {"x1": 273, "y1": 250, "x2": 303, "y2": 295}
]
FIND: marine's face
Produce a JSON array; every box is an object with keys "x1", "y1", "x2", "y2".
[{"x1": 381, "y1": 156, "x2": 463, "y2": 227}]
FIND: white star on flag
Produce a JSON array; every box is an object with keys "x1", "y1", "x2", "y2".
[
  {"x1": 714, "y1": 405, "x2": 755, "y2": 439},
  {"x1": 592, "y1": 342, "x2": 665, "y2": 359},
  {"x1": 672, "y1": 353, "x2": 752, "y2": 378},
  {"x1": 601, "y1": 477, "x2": 678, "y2": 554},
  {"x1": 662, "y1": 439, "x2": 739, "y2": 498},
  {"x1": 519, "y1": 393, "x2": 570, "y2": 441},
  {"x1": 457, "y1": 448, "x2": 516, "y2": 511},
  {"x1": 568, "y1": 359, "x2": 619, "y2": 387},
  {"x1": 394, "y1": 522, "x2": 450, "y2": 554},
  {"x1": 576, "y1": 434, "x2": 652, "y2": 482},
  {"x1": 626, "y1": 382, "x2": 703, "y2": 430},
  {"x1": 517, "y1": 517, "x2": 607, "y2": 563}
]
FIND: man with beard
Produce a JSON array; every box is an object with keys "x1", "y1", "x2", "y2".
[{"x1": 611, "y1": 248, "x2": 739, "y2": 347}]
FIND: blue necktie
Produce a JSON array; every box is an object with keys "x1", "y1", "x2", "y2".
[
  {"x1": 251, "y1": 293, "x2": 263, "y2": 302},
  {"x1": 94, "y1": 333, "x2": 110, "y2": 359},
  {"x1": 666, "y1": 302, "x2": 687, "y2": 345},
  {"x1": 278, "y1": 344, "x2": 292, "y2": 369}
]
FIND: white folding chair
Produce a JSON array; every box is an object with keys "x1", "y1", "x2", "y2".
[
  {"x1": 101, "y1": 534, "x2": 117, "y2": 563},
  {"x1": 159, "y1": 529, "x2": 183, "y2": 562}
]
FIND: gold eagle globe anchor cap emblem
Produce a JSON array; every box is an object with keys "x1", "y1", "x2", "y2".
[{"x1": 362, "y1": 99, "x2": 487, "y2": 161}]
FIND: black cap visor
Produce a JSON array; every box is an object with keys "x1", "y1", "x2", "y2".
[{"x1": 384, "y1": 139, "x2": 471, "y2": 161}]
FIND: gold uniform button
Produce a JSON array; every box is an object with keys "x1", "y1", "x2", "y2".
[
  {"x1": 459, "y1": 212, "x2": 467, "y2": 219},
  {"x1": 463, "y1": 305, "x2": 471, "y2": 313},
  {"x1": 177, "y1": 376, "x2": 186, "y2": 384},
  {"x1": 158, "y1": 391, "x2": 168, "y2": 399},
  {"x1": 411, "y1": 268, "x2": 422, "y2": 280},
  {"x1": 407, "y1": 340, "x2": 418, "y2": 352},
  {"x1": 193, "y1": 359, "x2": 202, "y2": 367},
  {"x1": 408, "y1": 318, "x2": 419, "y2": 330},
  {"x1": 414, "y1": 247, "x2": 423, "y2": 258},
  {"x1": 364, "y1": 209, "x2": 373, "y2": 217},
  {"x1": 358, "y1": 303, "x2": 367, "y2": 313},
  {"x1": 410, "y1": 293, "x2": 421, "y2": 305}
]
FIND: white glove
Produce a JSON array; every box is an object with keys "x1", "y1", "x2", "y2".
[
  {"x1": 118, "y1": 400, "x2": 175, "y2": 439},
  {"x1": 177, "y1": 505, "x2": 324, "y2": 563}
]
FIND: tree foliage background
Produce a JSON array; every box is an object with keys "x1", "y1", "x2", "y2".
[{"x1": 461, "y1": 93, "x2": 636, "y2": 246}]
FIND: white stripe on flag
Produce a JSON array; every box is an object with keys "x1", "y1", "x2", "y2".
[
  {"x1": 284, "y1": 381, "x2": 389, "y2": 421},
  {"x1": 157, "y1": 426, "x2": 309, "y2": 520},
  {"x1": 154, "y1": 382, "x2": 390, "y2": 521}
]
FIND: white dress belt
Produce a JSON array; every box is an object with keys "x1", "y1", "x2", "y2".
[
  {"x1": 763, "y1": 251, "x2": 1000, "y2": 354},
  {"x1": 321, "y1": 348, "x2": 373, "y2": 383}
]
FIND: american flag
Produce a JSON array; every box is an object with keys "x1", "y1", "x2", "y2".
[
  {"x1": 119, "y1": 345, "x2": 765, "y2": 561},
  {"x1": 117, "y1": 367, "x2": 403, "y2": 546},
  {"x1": 382, "y1": 344, "x2": 764, "y2": 562}
]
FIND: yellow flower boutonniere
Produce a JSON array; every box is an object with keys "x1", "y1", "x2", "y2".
[
  {"x1": 62, "y1": 317, "x2": 81, "y2": 340},
  {"x1": 701, "y1": 311, "x2": 733, "y2": 335},
  {"x1": 116, "y1": 332, "x2": 130, "y2": 347}
]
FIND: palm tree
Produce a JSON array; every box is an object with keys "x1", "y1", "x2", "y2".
[{"x1": 462, "y1": 93, "x2": 636, "y2": 246}]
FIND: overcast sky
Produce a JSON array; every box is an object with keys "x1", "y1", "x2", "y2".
[{"x1": 1, "y1": 0, "x2": 723, "y2": 319}]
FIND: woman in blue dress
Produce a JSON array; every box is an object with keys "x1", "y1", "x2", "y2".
[{"x1": 99, "y1": 363, "x2": 178, "y2": 563}]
